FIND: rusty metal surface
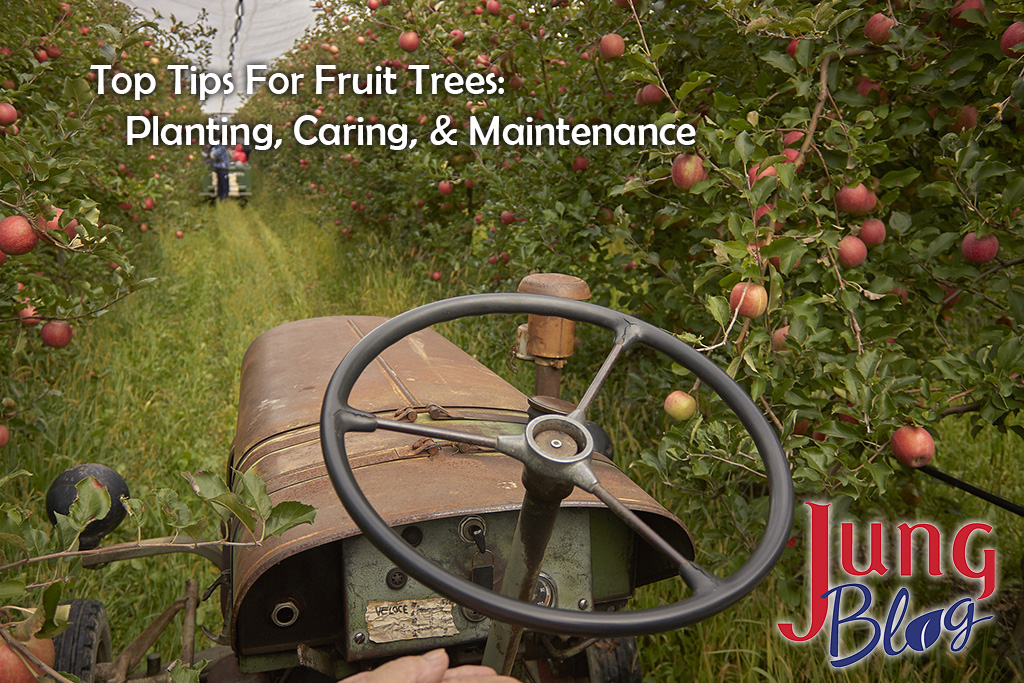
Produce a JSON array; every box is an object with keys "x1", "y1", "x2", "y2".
[
  {"x1": 229, "y1": 314, "x2": 694, "y2": 653},
  {"x1": 517, "y1": 273, "x2": 591, "y2": 301},
  {"x1": 230, "y1": 434, "x2": 695, "y2": 642},
  {"x1": 231, "y1": 316, "x2": 530, "y2": 464},
  {"x1": 516, "y1": 274, "x2": 590, "y2": 360}
]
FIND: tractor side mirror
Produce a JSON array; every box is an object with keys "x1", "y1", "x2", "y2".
[{"x1": 45, "y1": 463, "x2": 130, "y2": 550}]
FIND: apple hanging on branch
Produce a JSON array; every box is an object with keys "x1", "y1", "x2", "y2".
[
  {"x1": 729, "y1": 282, "x2": 768, "y2": 319},
  {"x1": 0, "y1": 629, "x2": 56, "y2": 683},
  {"x1": 891, "y1": 425, "x2": 935, "y2": 468},
  {"x1": 664, "y1": 390, "x2": 697, "y2": 421}
]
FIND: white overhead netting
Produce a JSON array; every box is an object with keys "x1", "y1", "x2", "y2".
[{"x1": 121, "y1": 0, "x2": 316, "y2": 112}]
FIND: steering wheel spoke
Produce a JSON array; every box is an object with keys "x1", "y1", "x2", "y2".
[
  {"x1": 567, "y1": 321, "x2": 643, "y2": 422},
  {"x1": 588, "y1": 482, "x2": 720, "y2": 595},
  {"x1": 373, "y1": 414, "x2": 501, "y2": 451}
]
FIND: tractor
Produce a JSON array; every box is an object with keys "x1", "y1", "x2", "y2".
[{"x1": 44, "y1": 273, "x2": 794, "y2": 682}]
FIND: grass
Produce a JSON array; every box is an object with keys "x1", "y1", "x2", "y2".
[{"x1": 2, "y1": 190, "x2": 1023, "y2": 681}]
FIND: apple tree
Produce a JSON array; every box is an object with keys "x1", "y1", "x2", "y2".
[
  {"x1": 0, "y1": 0, "x2": 209, "y2": 448},
  {"x1": 242, "y1": 0, "x2": 1022, "y2": 521}
]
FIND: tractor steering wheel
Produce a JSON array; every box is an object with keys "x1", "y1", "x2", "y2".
[{"x1": 320, "y1": 294, "x2": 793, "y2": 637}]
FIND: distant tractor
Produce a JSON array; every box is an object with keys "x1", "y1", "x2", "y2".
[{"x1": 199, "y1": 160, "x2": 252, "y2": 202}]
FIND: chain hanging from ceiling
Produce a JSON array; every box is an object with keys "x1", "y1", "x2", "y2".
[{"x1": 220, "y1": 0, "x2": 245, "y2": 113}]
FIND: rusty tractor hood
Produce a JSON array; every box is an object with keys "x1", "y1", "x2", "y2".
[{"x1": 228, "y1": 316, "x2": 694, "y2": 642}]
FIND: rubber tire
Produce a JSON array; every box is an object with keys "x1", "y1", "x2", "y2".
[
  {"x1": 585, "y1": 637, "x2": 641, "y2": 683},
  {"x1": 53, "y1": 600, "x2": 112, "y2": 683}
]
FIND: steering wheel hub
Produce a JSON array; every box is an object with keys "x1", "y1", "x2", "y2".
[{"x1": 526, "y1": 416, "x2": 592, "y2": 464}]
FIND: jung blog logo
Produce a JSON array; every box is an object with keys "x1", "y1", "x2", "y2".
[{"x1": 776, "y1": 502, "x2": 996, "y2": 668}]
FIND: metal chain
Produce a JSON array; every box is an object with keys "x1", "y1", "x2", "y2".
[{"x1": 220, "y1": 0, "x2": 245, "y2": 112}]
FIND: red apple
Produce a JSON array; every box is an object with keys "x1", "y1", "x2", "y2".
[
  {"x1": 438, "y1": 180, "x2": 453, "y2": 195},
  {"x1": 40, "y1": 320, "x2": 73, "y2": 348},
  {"x1": 950, "y1": 0, "x2": 984, "y2": 29},
  {"x1": 500, "y1": 210, "x2": 515, "y2": 224},
  {"x1": 0, "y1": 216, "x2": 38, "y2": 255},
  {"x1": 781, "y1": 148, "x2": 803, "y2": 170},
  {"x1": 430, "y1": 271, "x2": 442, "y2": 281},
  {"x1": 450, "y1": 29, "x2": 465, "y2": 46},
  {"x1": 671, "y1": 154, "x2": 708, "y2": 191},
  {"x1": 948, "y1": 106, "x2": 977, "y2": 133},
  {"x1": 748, "y1": 163, "x2": 778, "y2": 186},
  {"x1": 486, "y1": 0, "x2": 502, "y2": 15},
  {"x1": 175, "y1": 230, "x2": 184, "y2": 238},
  {"x1": 18, "y1": 304, "x2": 39, "y2": 327},
  {"x1": 864, "y1": 13, "x2": 895, "y2": 45},
  {"x1": 786, "y1": 39, "x2": 800, "y2": 58},
  {"x1": 639, "y1": 84, "x2": 664, "y2": 104},
  {"x1": 143, "y1": 197, "x2": 155, "y2": 210},
  {"x1": 891, "y1": 425, "x2": 934, "y2": 467},
  {"x1": 0, "y1": 102, "x2": 17, "y2": 126},
  {"x1": 771, "y1": 325, "x2": 790, "y2": 352},
  {"x1": 857, "y1": 218, "x2": 886, "y2": 246},
  {"x1": 783, "y1": 130, "x2": 804, "y2": 147},
  {"x1": 855, "y1": 77, "x2": 887, "y2": 102},
  {"x1": 834, "y1": 183, "x2": 877, "y2": 215},
  {"x1": 36, "y1": 207, "x2": 78, "y2": 239},
  {"x1": 664, "y1": 390, "x2": 697, "y2": 421},
  {"x1": 1001, "y1": 22, "x2": 1024, "y2": 57},
  {"x1": 0, "y1": 425, "x2": 9, "y2": 447},
  {"x1": 837, "y1": 235, "x2": 867, "y2": 268},
  {"x1": 572, "y1": 156, "x2": 589, "y2": 171},
  {"x1": 729, "y1": 282, "x2": 768, "y2": 318},
  {"x1": 961, "y1": 232, "x2": 998, "y2": 263},
  {"x1": 599, "y1": 34, "x2": 625, "y2": 60},
  {"x1": 399, "y1": 31, "x2": 420, "y2": 52},
  {"x1": 0, "y1": 634, "x2": 55, "y2": 683}
]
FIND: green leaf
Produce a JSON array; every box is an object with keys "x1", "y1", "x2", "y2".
[
  {"x1": 714, "y1": 92, "x2": 739, "y2": 111},
  {"x1": 208, "y1": 492, "x2": 258, "y2": 536},
  {"x1": 748, "y1": 176, "x2": 777, "y2": 208},
  {"x1": 968, "y1": 161, "x2": 1012, "y2": 185},
  {"x1": 649, "y1": 42, "x2": 671, "y2": 62},
  {"x1": 264, "y1": 501, "x2": 317, "y2": 539},
  {"x1": 879, "y1": 168, "x2": 921, "y2": 189},
  {"x1": 918, "y1": 182, "x2": 956, "y2": 199},
  {"x1": 674, "y1": 72, "x2": 713, "y2": 101},
  {"x1": 183, "y1": 471, "x2": 229, "y2": 500},
  {"x1": 760, "y1": 52, "x2": 795, "y2": 75},
  {"x1": 1002, "y1": 176, "x2": 1024, "y2": 210},
  {"x1": 735, "y1": 132, "x2": 754, "y2": 164},
  {"x1": 889, "y1": 211, "x2": 912, "y2": 233},
  {"x1": 154, "y1": 489, "x2": 193, "y2": 530},
  {"x1": 69, "y1": 478, "x2": 111, "y2": 530},
  {"x1": 749, "y1": 376, "x2": 766, "y2": 402},
  {"x1": 167, "y1": 661, "x2": 210, "y2": 683},
  {"x1": 37, "y1": 583, "x2": 69, "y2": 639},
  {"x1": 865, "y1": 461, "x2": 891, "y2": 495},
  {"x1": 0, "y1": 579, "x2": 27, "y2": 603},
  {"x1": 236, "y1": 469, "x2": 273, "y2": 522},
  {"x1": 922, "y1": 232, "x2": 959, "y2": 260},
  {"x1": 707, "y1": 295, "x2": 731, "y2": 329}
]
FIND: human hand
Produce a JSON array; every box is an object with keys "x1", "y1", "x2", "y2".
[{"x1": 339, "y1": 649, "x2": 518, "y2": 683}]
